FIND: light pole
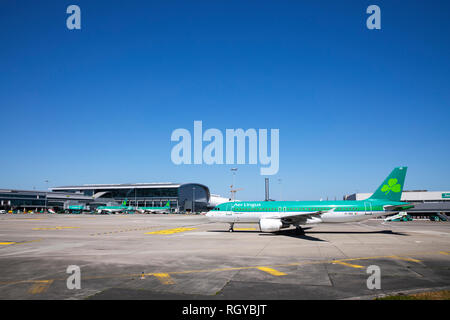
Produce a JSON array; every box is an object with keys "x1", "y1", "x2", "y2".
[
  {"x1": 192, "y1": 187, "x2": 196, "y2": 214},
  {"x1": 44, "y1": 180, "x2": 49, "y2": 213},
  {"x1": 230, "y1": 168, "x2": 237, "y2": 201}
]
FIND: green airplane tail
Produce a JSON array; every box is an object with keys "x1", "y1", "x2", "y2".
[
  {"x1": 122, "y1": 199, "x2": 127, "y2": 206},
  {"x1": 369, "y1": 166, "x2": 407, "y2": 202},
  {"x1": 165, "y1": 201, "x2": 170, "y2": 207}
]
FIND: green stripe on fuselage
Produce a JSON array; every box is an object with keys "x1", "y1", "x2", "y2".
[{"x1": 214, "y1": 200, "x2": 406, "y2": 212}]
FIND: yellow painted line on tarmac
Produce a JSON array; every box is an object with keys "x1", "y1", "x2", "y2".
[
  {"x1": 388, "y1": 255, "x2": 422, "y2": 263},
  {"x1": 332, "y1": 260, "x2": 365, "y2": 269},
  {"x1": 90, "y1": 226, "x2": 164, "y2": 236},
  {"x1": 7, "y1": 218, "x2": 44, "y2": 221},
  {"x1": 0, "y1": 239, "x2": 42, "y2": 246},
  {"x1": 234, "y1": 228, "x2": 256, "y2": 231},
  {"x1": 0, "y1": 239, "x2": 43, "y2": 246},
  {"x1": 439, "y1": 251, "x2": 449, "y2": 256},
  {"x1": 145, "y1": 227, "x2": 197, "y2": 235},
  {"x1": 16, "y1": 239, "x2": 43, "y2": 245},
  {"x1": 162, "y1": 266, "x2": 258, "y2": 276},
  {"x1": 28, "y1": 280, "x2": 53, "y2": 294},
  {"x1": 32, "y1": 226, "x2": 79, "y2": 230},
  {"x1": 153, "y1": 273, "x2": 175, "y2": 285},
  {"x1": 257, "y1": 267, "x2": 287, "y2": 276}
]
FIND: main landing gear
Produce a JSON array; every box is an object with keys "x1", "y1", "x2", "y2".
[
  {"x1": 228, "y1": 223, "x2": 234, "y2": 232},
  {"x1": 295, "y1": 226, "x2": 305, "y2": 235}
]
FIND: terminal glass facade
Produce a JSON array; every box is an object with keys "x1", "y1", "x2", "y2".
[{"x1": 52, "y1": 183, "x2": 210, "y2": 213}]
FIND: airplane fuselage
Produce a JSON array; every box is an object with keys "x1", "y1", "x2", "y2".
[
  {"x1": 137, "y1": 207, "x2": 170, "y2": 214},
  {"x1": 96, "y1": 205, "x2": 132, "y2": 213},
  {"x1": 206, "y1": 200, "x2": 412, "y2": 225}
]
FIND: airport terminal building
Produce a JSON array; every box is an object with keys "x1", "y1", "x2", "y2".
[
  {"x1": 0, "y1": 189, "x2": 92, "y2": 212},
  {"x1": 51, "y1": 183, "x2": 211, "y2": 213},
  {"x1": 0, "y1": 183, "x2": 213, "y2": 213}
]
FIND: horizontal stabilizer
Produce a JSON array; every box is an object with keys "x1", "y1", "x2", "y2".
[{"x1": 384, "y1": 204, "x2": 414, "y2": 211}]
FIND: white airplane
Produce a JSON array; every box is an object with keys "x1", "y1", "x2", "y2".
[
  {"x1": 96, "y1": 200, "x2": 132, "y2": 214},
  {"x1": 206, "y1": 167, "x2": 414, "y2": 233},
  {"x1": 136, "y1": 201, "x2": 171, "y2": 214}
]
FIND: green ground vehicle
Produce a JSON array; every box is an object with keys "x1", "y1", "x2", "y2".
[
  {"x1": 65, "y1": 204, "x2": 87, "y2": 214},
  {"x1": 430, "y1": 213, "x2": 448, "y2": 221},
  {"x1": 391, "y1": 214, "x2": 413, "y2": 222}
]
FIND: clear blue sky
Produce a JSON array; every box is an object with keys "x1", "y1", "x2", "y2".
[{"x1": 1, "y1": 1, "x2": 449, "y2": 200}]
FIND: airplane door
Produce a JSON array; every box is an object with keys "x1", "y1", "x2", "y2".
[
  {"x1": 278, "y1": 206, "x2": 286, "y2": 216},
  {"x1": 226, "y1": 203, "x2": 232, "y2": 216},
  {"x1": 229, "y1": 203, "x2": 239, "y2": 221},
  {"x1": 364, "y1": 202, "x2": 372, "y2": 215}
]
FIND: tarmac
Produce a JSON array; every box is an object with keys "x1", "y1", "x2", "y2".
[{"x1": 0, "y1": 213, "x2": 449, "y2": 299}]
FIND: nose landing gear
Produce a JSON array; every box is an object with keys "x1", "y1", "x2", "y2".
[{"x1": 228, "y1": 223, "x2": 234, "y2": 232}]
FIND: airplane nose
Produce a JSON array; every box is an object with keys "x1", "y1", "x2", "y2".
[{"x1": 205, "y1": 211, "x2": 215, "y2": 220}]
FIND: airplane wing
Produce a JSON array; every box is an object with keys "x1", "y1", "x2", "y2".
[{"x1": 265, "y1": 208, "x2": 335, "y2": 225}]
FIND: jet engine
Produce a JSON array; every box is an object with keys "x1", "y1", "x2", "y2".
[{"x1": 259, "y1": 218, "x2": 284, "y2": 232}]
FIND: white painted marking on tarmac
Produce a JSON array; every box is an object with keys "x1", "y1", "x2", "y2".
[
  {"x1": 408, "y1": 230, "x2": 449, "y2": 236},
  {"x1": 179, "y1": 232, "x2": 211, "y2": 236}
]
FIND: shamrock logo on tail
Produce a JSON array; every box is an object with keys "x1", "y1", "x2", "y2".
[{"x1": 381, "y1": 178, "x2": 401, "y2": 195}]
